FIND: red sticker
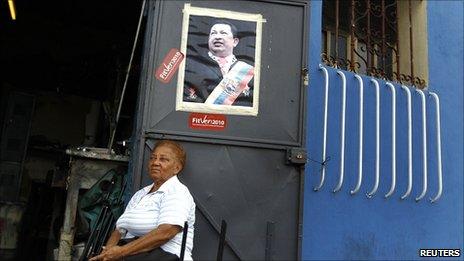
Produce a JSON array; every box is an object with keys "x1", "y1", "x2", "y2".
[
  {"x1": 189, "y1": 113, "x2": 227, "y2": 131},
  {"x1": 155, "y1": 48, "x2": 184, "y2": 83}
]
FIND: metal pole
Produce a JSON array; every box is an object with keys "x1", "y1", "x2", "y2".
[
  {"x1": 367, "y1": 0, "x2": 372, "y2": 74},
  {"x1": 400, "y1": 85, "x2": 413, "y2": 200},
  {"x1": 367, "y1": 78, "x2": 380, "y2": 198},
  {"x1": 351, "y1": 75, "x2": 364, "y2": 195},
  {"x1": 408, "y1": 0, "x2": 415, "y2": 84},
  {"x1": 395, "y1": 0, "x2": 400, "y2": 80},
  {"x1": 333, "y1": 70, "x2": 347, "y2": 192},
  {"x1": 315, "y1": 65, "x2": 329, "y2": 192},
  {"x1": 429, "y1": 92, "x2": 443, "y2": 203},
  {"x1": 335, "y1": 0, "x2": 340, "y2": 67},
  {"x1": 108, "y1": 0, "x2": 147, "y2": 152},
  {"x1": 179, "y1": 221, "x2": 189, "y2": 261},
  {"x1": 415, "y1": 89, "x2": 428, "y2": 202},
  {"x1": 216, "y1": 220, "x2": 228, "y2": 261},
  {"x1": 385, "y1": 82, "x2": 397, "y2": 198},
  {"x1": 350, "y1": 0, "x2": 355, "y2": 71}
]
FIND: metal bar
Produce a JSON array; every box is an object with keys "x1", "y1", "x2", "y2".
[
  {"x1": 350, "y1": 0, "x2": 355, "y2": 71},
  {"x1": 89, "y1": 205, "x2": 110, "y2": 256},
  {"x1": 190, "y1": 191, "x2": 243, "y2": 259},
  {"x1": 408, "y1": 0, "x2": 415, "y2": 83},
  {"x1": 145, "y1": 130, "x2": 301, "y2": 150},
  {"x1": 80, "y1": 202, "x2": 107, "y2": 260},
  {"x1": 381, "y1": 0, "x2": 386, "y2": 72},
  {"x1": 429, "y1": 92, "x2": 443, "y2": 203},
  {"x1": 108, "y1": 0, "x2": 147, "y2": 152},
  {"x1": 298, "y1": 2, "x2": 310, "y2": 161},
  {"x1": 335, "y1": 0, "x2": 340, "y2": 66},
  {"x1": 351, "y1": 75, "x2": 364, "y2": 195},
  {"x1": 255, "y1": 0, "x2": 310, "y2": 6},
  {"x1": 333, "y1": 70, "x2": 347, "y2": 193},
  {"x1": 315, "y1": 64, "x2": 329, "y2": 192},
  {"x1": 395, "y1": 0, "x2": 400, "y2": 80},
  {"x1": 95, "y1": 214, "x2": 115, "y2": 255},
  {"x1": 415, "y1": 89, "x2": 428, "y2": 201},
  {"x1": 367, "y1": 78, "x2": 380, "y2": 198},
  {"x1": 298, "y1": 4, "x2": 309, "y2": 255},
  {"x1": 265, "y1": 221, "x2": 275, "y2": 261},
  {"x1": 180, "y1": 221, "x2": 189, "y2": 261},
  {"x1": 400, "y1": 85, "x2": 413, "y2": 200},
  {"x1": 133, "y1": 135, "x2": 147, "y2": 193},
  {"x1": 92, "y1": 177, "x2": 118, "y2": 256},
  {"x1": 367, "y1": 0, "x2": 372, "y2": 74},
  {"x1": 217, "y1": 220, "x2": 228, "y2": 261},
  {"x1": 385, "y1": 82, "x2": 397, "y2": 198}
]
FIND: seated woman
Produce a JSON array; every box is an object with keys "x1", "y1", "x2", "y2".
[{"x1": 90, "y1": 140, "x2": 196, "y2": 261}]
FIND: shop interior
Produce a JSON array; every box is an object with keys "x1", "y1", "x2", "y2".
[{"x1": 0, "y1": 1, "x2": 143, "y2": 259}]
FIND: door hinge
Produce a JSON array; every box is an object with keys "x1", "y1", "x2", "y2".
[{"x1": 286, "y1": 148, "x2": 307, "y2": 165}]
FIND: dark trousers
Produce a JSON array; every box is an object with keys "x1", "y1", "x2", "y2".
[{"x1": 118, "y1": 238, "x2": 179, "y2": 261}]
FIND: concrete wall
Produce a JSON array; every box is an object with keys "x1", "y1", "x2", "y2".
[{"x1": 302, "y1": 1, "x2": 463, "y2": 259}]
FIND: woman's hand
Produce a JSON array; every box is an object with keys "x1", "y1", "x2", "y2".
[{"x1": 88, "y1": 245, "x2": 124, "y2": 261}]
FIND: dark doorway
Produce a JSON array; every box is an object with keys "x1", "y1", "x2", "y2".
[{"x1": 0, "y1": 1, "x2": 142, "y2": 259}]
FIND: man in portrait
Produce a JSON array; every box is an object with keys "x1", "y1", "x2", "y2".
[{"x1": 183, "y1": 19, "x2": 254, "y2": 107}]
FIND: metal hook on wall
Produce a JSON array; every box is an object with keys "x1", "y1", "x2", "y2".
[
  {"x1": 351, "y1": 75, "x2": 364, "y2": 195},
  {"x1": 400, "y1": 85, "x2": 413, "y2": 200},
  {"x1": 367, "y1": 78, "x2": 380, "y2": 198},
  {"x1": 332, "y1": 70, "x2": 347, "y2": 193},
  {"x1": 415, "y1": 89, "x2": 428, "y2": 202},
  {"x1": 429, "y1": 92, "x2": 443, "y2": 203},
  {"x1": 385, "y1": 82, "x2": 397, "y2": 198},
  {"x1": 314, "y1": 64, "x2": 329, "y2": 191}
]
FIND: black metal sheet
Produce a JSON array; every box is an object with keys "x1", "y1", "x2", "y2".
[{"x1": 144, "y1": 0, "x2": 307, "y2": 146}]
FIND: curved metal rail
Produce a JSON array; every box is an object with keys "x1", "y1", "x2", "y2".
[
  {"x1": 415, "y1": 89, "x2": 428, "y2": 202},
  {"x1": 385, "y1": 83, "x2": 397, "y2": 198},
  {"x1": 351, "y1": 75, "x2": 364, "y2": 195},
  {"x1": 314, "y1": 64, "x2": 330, "y2": 191},
  {"x1": 367, "y1": 79, "x2": 380, "y2": 198},
  {"x1": 332, "y1": 70, "x2": 347, "y2": 193},
  {"x1": 400, "y1": 85, "x2": 413, "y2": 200},
  {"x1": 429, "y1": 92, "x2": 443, "y2": 203}
]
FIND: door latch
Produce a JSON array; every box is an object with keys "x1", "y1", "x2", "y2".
[
  {"x1": 302, "y1": 67, "x2": 309, "y2": 86},
  {"x1": 286, "y1": 148, "x2": 307, "y2": 165}
]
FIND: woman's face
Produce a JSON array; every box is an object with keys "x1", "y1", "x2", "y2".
[{"x1": 148, "y1": 146, "x2": 181, "y2": 183}]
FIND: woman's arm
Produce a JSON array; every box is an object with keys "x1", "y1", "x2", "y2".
[
  {"x1": 105, "y1": 229, "x2": 122, "y2": 248},
  {"x1": 120, "y1": 224, "x2": 181, "y2": 256},
  {"x1": 89, "y1": 224, "x2": 181, "y2": 261}
]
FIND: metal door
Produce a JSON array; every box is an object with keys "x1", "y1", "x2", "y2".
[{"x1": 133, "y1": 1, "x2": 309, "y2": 260}]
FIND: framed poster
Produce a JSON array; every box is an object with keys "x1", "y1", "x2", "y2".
[{"x1": 176, "y1": 4, "x2": 264, "y2": 116}]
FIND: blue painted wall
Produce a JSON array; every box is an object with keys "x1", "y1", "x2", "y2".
[{"x1": 302, "y1": 1, "x2": 463, "y2": 260}]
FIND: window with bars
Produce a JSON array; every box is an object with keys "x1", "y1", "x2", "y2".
[{"x1": 321, "y1": 0, "x2": 428, "y2": 88}]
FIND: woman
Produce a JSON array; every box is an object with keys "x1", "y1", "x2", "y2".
[{"x1": 90, "y1": 140, "x2": 196, "y2": 261}]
